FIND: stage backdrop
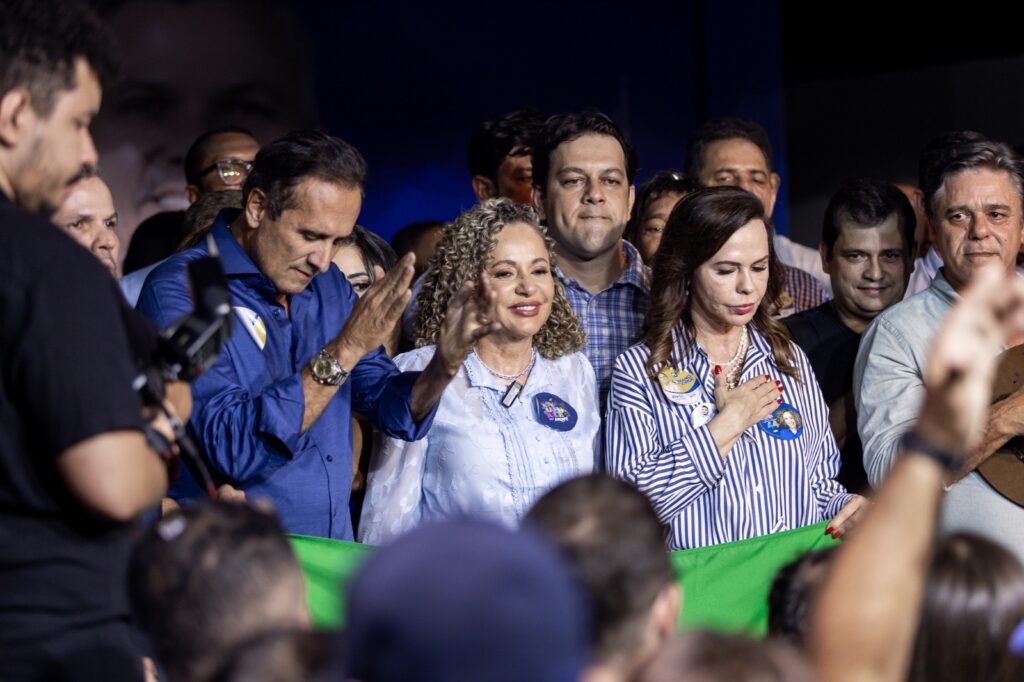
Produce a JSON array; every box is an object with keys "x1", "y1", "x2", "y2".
[{"x1": 291, "y1": 520, "x2": 838, "y2": 636}]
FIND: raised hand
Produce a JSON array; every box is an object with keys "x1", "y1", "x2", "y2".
[
  {"x1": 336, "y1": 253, "x2": 416, "y2": 362},
  {"x1": 434, "y1": 271, "x2": 502, "y2": 376}
]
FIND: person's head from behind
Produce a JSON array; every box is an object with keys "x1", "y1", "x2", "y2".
[
  {"x1": 686, "y1": 118, "x2": 779, "y2": 217},
  {"x1": 919, "y1": 132, "x2": 1024, "y2": 293},
  {"x1": 767, "y1": 547, "x2": 836, "y2": 648},
  {"x1": 628, "y1": 170, "x2": 700, "y2": 262},
  {"x1": 390, "y1": 220, "x2": 445, "y2": 279},
  {"x1": 643, "y1": 187, "x2": 795, "y2": 379},
  {"x1": 638, "y1": 631, "x2": 813, "y2": 682},
  {"x1": 237, "y1": 129, "x2": 367, "y2": 296},
  {"x1": 333, "y1": 225, "x2": 398, "y2": 297},
  {"x1": 414, "y1": 198, "x2": 585, "y2": 358},
  {"x1": 531, "y1": 110, "x2": 638, "y2": 262},
  {"x1": 344, "y1": 517, "x2": 589, "y2": 682},
  {"x1": 819, "y1": 179, "x2": 915, "y2": 330},
  {"x1": 469, "y1": 109, "x2": 544, "y2": 205},
  {"x1": 0, "y1": 0, "x2": 115, "y2": 215},
  {"x1": 210, "y1": 629, "x2": 336, "y2": 682},
  {"x1": 184, "y1": 126, "x2": 260, "y2": 203},
  {"x1": 525, "y1": 475, "x2": 680, "y2": 679},
  {"x1": 51, "y1": 172, "x2": 120, "y2": 275},
  {"x1": 129, "y1": 501, "x2": 310, "y2": 682},
  {"x1": 908, "y1": 533, "x2": 1024, "y2": 682},
  {"x1": 179, "y1": 188, "x2": 244, "y2": 250}
]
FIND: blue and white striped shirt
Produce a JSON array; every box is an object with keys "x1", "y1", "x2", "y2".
[
  {"x1": 605, "y1": 322, "x2": 852, "y2": 550},
  {"x1": 556, "y1": 240, "x2": 650, "y2": 404}
]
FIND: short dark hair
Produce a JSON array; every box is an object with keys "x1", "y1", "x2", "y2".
[
  {"x1": 919, "y1": 131, "x2": 1024, "y2": 218},
  {"x1": 908, "y1": 533, "x2": 1024, "y2": 682},
  {"x1": 525, "y1": 475, "x2": 676, "y2": 668},
  {"x1": 390, "y1": 220, "x2": 445, "y2": 259},
  {"x1": 129, "y1": 502, "x2": 308, "y2": 682},
  {"x1": 686, "y1": 117, "x2": 774, "y2": 178},
  {"x1": 627, "y1": 170, "x2": 700, "y2": 247},
  {"x1": 767, "y1": 547, "x2": 836, "y2": 648},
  {"x1": 639, "y1": 632, "x2": 814, "y2": 682},
  {"x1": 532, "y1": 110, "x2": 638, "y2": 189},
  {"x1": 242, "y1": 129, "x2": 367, "y2": 220},
  {"x1": 0, "y1": 0, "x2": 117, "y2": 117},
  {"x1": 820, "y1": 179, "x2": 917, "y2": 256},
  {"x1": 184, "y1": 126, "x2": 257, "y2": 186},
  {"x1": 467, "y1": 109, "x2": 544, "y2": 181}
]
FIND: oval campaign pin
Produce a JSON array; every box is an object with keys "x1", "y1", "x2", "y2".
[
  {"x1": 533, "y1": 393, "x2": 578, "y2": 432},
  {"x1": 657, "y1": 367, "x2": 702, "y2": 406}
]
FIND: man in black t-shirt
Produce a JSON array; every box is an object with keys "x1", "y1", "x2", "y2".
[
  {"x1": 0, "y1": 3, "x2": 170, "y2": 679},
  {"x1": 785, "y1": 180, "x2": 915, "y2": 493}
]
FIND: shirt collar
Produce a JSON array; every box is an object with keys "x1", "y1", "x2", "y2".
[
  {"x1": 555, "y1": 239, "x2": 651, "y2": 292},
  {"x1": 930, "y1": 269, "x2": 959, "y2": 305},
  {"x1": 464, "y1": 348, "x2": 552, "y2": 393},
  {"x1": 208, "y1": 209, "x2": 262, "y2": 277}
]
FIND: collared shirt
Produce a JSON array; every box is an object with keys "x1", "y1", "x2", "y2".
[
  {"x1": 774, "y1": 234, "x2": 832, "y2": 295},
  {"x1": 359, "y1": 346, "x2": 600, "y2": 545},
  {"x1": 855, "y1": 270, "x2": 1024, "y2": 564},
  {"x1": 556, "y1": 240, "x2": 650, "y2": 404},
  {"x1": 136, "y1": 211, "x2": 435, "y2": 540},
  {"x1": 903, "y1": 246, "x2": 943, "y2": 299},
  {"x1": 773, "y1": 265, "x2": 829, "y2": 319},
  {"x1": 605, "y1": 323, "x2": 851, "y2": 550}
]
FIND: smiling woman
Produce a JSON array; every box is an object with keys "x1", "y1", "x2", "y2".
[
  {"x1": 359, "y1": 198, "x2": 599, "y2": 544},
  {"x1": 605, "y1": 187, "x2": 867, "y2": 550}
]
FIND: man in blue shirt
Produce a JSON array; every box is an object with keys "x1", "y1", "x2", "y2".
[{"x1": 138, "y1": 129, "x2": 495, "y2": 540}]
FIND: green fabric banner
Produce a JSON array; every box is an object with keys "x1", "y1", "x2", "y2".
[{"x1": 291, "y1": 521, "x2": 838, "y2": 636}]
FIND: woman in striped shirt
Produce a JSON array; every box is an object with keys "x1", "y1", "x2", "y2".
[{"x1": 605, "y1": 187, "x2": 867, "y2": 550}]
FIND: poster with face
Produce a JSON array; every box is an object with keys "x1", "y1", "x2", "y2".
[{"x1": 758, "y1": 403, "x2": 804, "y2": 440}]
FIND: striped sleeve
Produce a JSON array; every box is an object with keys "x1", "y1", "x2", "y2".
[{"x1": 604, "y1": 348, "x2": 725, "y2": 524}]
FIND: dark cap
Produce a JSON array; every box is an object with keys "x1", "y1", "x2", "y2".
[{"x1": 344, "y1": 517, "x2": 589, "y2": 682}]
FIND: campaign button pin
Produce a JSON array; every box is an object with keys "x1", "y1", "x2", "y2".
[
  {"x1": 533, "y1": 392, "x2": 578, "y2": 432},
  {"x1": 758, "y1": 402, "x2": 804, "y2": 440}
]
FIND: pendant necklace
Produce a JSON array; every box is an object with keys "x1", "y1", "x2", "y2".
[{"x1": 473, "y1": 348, "x2": 537, "y2": 407}]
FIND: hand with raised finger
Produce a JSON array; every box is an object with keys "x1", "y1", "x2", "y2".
[
  {"x1": 335, "y1": 253, "x2": 416, "y2": 362},
  {"x1": 435, "y1": 273, "x2": 501, "y2": 376},
  {"x1": 826, "y1": 494, "x2": 869, "y2": 539}
]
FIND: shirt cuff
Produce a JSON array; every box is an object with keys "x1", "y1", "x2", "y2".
[
  {"x1": 673, "y1": 425, "x2": 726, "y2": 489},
  {"x1": 825, "y1": 491, "x2": 856, "y2": 519},
  {"x1": 375, "y1": 370, "x2": 438, "y2": 442}
]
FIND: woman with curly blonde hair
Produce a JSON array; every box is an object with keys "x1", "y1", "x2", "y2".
[{"x1": 359, "y1": 198, "x2": 599, "y2": 544}]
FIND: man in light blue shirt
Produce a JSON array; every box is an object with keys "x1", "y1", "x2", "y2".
[
  {"x1": 855, "y1": 132, "x2": 1024, "y2": 562},
  {"x1": 138, "y1": 130, "x2": 495, "y2": 540}
]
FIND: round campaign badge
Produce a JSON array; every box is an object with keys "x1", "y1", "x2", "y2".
[
  {"x1": 690, "y1": 401, "x2": 716, "y2": 428},
  {"x1": 533, "y1": 392, "x2": 578, "y2": 432},
  {"x1": 758, "y1": 403, "x2": 804, "y2": 440},
  {"x1": 657, "y1": 367, "x2": 702, "y2": 406}
]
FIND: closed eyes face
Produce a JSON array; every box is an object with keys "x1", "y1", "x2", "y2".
[
  {"x1": 690, "y1": 219, "x2": 771, "y2": 329},
  {"x1": 485, "y1": 222, "x2": 556, "y2": 343}
]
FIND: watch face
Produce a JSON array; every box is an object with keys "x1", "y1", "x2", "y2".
[{"x1": 313, "y1": 355, "x2": 333, "y2": 379}]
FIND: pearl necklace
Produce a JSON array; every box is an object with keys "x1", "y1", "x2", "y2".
[{"x1": 708, "y1": 326, "x2": 749, "y2": 390}]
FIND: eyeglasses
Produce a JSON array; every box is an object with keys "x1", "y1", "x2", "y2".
[{"x1": 198, "y1": 159, "x2": 254, "y2": 186}]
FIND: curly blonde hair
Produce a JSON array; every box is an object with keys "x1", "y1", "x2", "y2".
[{"x1": 414, "y1": 198, "x2": 586, "y2": 358}]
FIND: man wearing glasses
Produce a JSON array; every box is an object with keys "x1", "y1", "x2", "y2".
[
  {"x1": 121, "y1": 127, "x2": 260, "y2": 303},
  {"x1": 184, "y1": 126, "x2": 260, "y2": 202}
]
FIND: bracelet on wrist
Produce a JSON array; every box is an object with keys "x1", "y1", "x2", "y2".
[{"x1": 900, "y1": 430, "x2": 964, "y2": 472}]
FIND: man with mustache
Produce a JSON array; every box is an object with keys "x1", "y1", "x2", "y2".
[
  {"x1": 785, "y1": 180, "x2": 915, "y2": 494},
  {"x1": 855, "y1": 133, "x2": 1024, "y2": 562},
  {"x1": 531, "y1": 110, "x2": 648, "y2": 404}
]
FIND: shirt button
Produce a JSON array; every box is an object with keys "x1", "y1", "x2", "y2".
[{"x1": 326, "y1": 454, "x2": 334, "y2": 462}]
